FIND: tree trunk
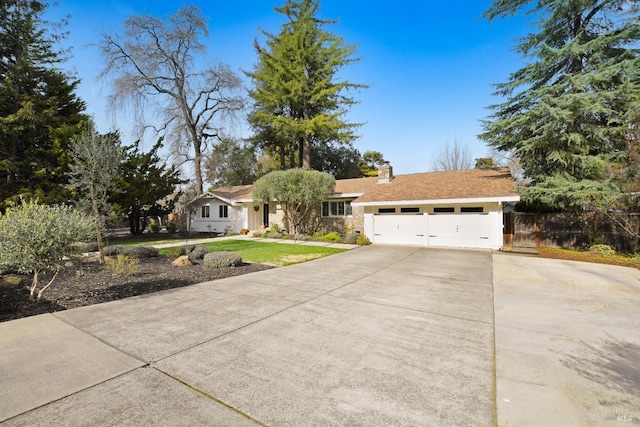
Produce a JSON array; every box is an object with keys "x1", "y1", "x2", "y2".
[
  {"x1": 194, "y1": 151, "x2": 204, "y2": 195},
  {"x1": 97, "y1": 231, "x2": 105, "y2": 264},
  {"x1": 302, "y1": 135, "x2": 311, "y2": 170}
]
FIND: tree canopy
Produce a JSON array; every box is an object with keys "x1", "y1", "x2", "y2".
[
  {"x1": 246, "y1": 0, "x2": 366, "y2": 171},
  {"x1": 0, "y1": 0, "x2": 87, "y2": 210},
  {"x1": 431, "y1": 140, "x2": 473, "y2": 172},
  {"x1": 67, "y1": 124, "x2": 125, "y2": 262},
  {"x1": 99, "y1": 6, "x2": 245, "y2": 194},
  {"x1": 0, "y1": 200, "x2": 94, "y2": 302},
  {"x1": 252, "y1": 168, "x2": 335, "y2": 233},
  {"x1": 480, "y1": 0, "x2": 640, "y2": 211},
  {"x1": 110, "y1": 138, "x2": 186, "y2": 235}
]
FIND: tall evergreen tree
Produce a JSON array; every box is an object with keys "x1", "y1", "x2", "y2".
[
  {"x1": 0, "y1": 0, "x2": 87, "y2": 210},
  {"x1": 247, "y1": 0, "x2": 366, "y2": 171},
  {"x1": 480, "y1": 0, "x2": 640, "y2": 211},
  {"x1": 110, "y1": 138, "x2": 186, "y2": 235}
]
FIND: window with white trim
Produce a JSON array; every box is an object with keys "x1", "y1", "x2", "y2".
[
  {"x1": 201, "y1": 205, "x2": 210, "y2": 218},
  {"x1": 322, "y1": 200, "x2": 352, "y2": 217},
  {"x1": 219, "y1": 205, "x2": 229, "y2": 218}
]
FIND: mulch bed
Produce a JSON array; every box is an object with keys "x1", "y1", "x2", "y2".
[{"x1": 0, "y1": 257, "x2": 272, "y2": 323}]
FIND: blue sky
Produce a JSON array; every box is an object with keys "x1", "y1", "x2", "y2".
[{"x1": 45, "y1": 1, "x2": 531, "y2": 175}]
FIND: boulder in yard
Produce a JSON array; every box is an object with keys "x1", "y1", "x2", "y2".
[{"x1": 171, "y1": 255, "x2": 192, "y2": 267}]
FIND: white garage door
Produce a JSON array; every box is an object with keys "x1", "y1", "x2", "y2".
[
  {"x1": 372, "y1": 214, "x2": 427, "y2": 245},
  {"x1": 428, "y1": 213, "x2": 490, "y2": 249}
]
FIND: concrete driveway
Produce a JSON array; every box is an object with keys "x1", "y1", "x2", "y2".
[{"x1": 1, "y1": 246, "x2": 638, "y2": 426}]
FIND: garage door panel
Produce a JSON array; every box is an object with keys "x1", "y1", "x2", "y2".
[
  {"x1": 428, "y1": 214, "x2": 490, "y2": 249},
  {"x1": 373, "y1": 215, "x2": 426, "y2": 245}
]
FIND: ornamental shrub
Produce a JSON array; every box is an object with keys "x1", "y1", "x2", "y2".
[
  {"x1": 104, "y1": 245, "x2": 126, "y2": 256},
  {"x1": 356, "y1": 235, "x2": 371, "y2": 245},
  {"x1": 123, "y1": 246, "x2": 159, "y2": 258},
  {"x1": 104, "y1": 254, "x2": 140, "y2": 277},
  {"x1": 187, "y1": 245, "x2": 210, "y2": 263},
  {"x1": 165, "y1": 219, "x2": 178, "y2": 233},
  {"x1": 0, "y1": 200, "x2": 95, "y2": 302},
  {"x1": 344, "y1": 232, "x2": 359, "y2": 244},
  {"x1": 203, "y1": 251, "x2": 243, "y2": 268},
  {"x1": 590, "y1": 244, "x2": 615, "y2": 257},
  {"x1": 322, "y1": 232, "x2": 342, "y2": 243}
]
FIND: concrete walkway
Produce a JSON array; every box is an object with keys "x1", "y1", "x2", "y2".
[{"x1": 1, "y1": 247, "x2": 639, "y2": 426}]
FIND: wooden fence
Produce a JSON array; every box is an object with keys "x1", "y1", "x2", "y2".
[{"x1": 504, "y1": 212, "x2": 640, "y2": 253}]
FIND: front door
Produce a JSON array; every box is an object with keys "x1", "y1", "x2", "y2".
[{"x1": 263, "y1": 203, "x2": 269, "y2": 227}]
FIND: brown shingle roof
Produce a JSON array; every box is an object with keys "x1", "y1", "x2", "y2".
[
  {"x1": 210, "y1": 184, "x2": 253, "y2": 201},
  {"x1": 353, "y1": 168, "x2": 519, "y2": 204},
  {"x1": 332, "y1": 176, "x2": 379, "y2": 195},
  {"x1": 203, "y1": 168, "x2": 518, "y2": 204}
]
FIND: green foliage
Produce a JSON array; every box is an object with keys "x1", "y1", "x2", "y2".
[
  {"x1": 203, "y1": 251, "x2": 243, "y2": 268},
  {"x1": 67, "y1": 124, "x2": 125, "y2": 260},
  {"x1": 0, "y1": 1, "x2": 88, "y2": 211},
  {"x1": 187, "y1": 245, "x2": 210, "y2": 263},
  {"x1": 165, "y1": 219, "x2": 178, "y2": 233},
  {"x1": 190, "y1": 239, "x2": 345, "y2": 265},
  {"x1": 104, "y1": 245, "x2": 158, "y2": 258},
  {"x1": 104, "y1": 245, "x2": 126, "y2": 256},
  {"x1": 123, "y1": 246, "x2": 159, "y2": 258},
  {"x1": 252, "y1": 169, "x2": 335, "y2": 233},
  {"x1": 206, "y1": 138, "x2": 260, "y2": 187},
  {"x1": 321, "y1": 232, "x2": 342, "y2": 243},
  {"x1": 589, "y1": 244, "x2": 615, "y2": 257},
  {"x1": 0, "y1": 200, "x2": 94, "y2": 301},
  {"x1": 360, "y1": 151, "x2": 385, "y2": 177},
  {"x1": 481, "y1": 0, "x2": 640, "y2": 211},
  {"x1": 519, "y1": 177, "x2": 621, "y2": 212},
  {"x1": 246, "y1": 0, "x2": 366, "y2": 170},
  {"x1": 104, "y1": 254, "x2": 140, "y2": 277},
  {"x1": 149, "y1": 222, "x2": 160, "y2": 233},
  {"x1": 344, "y1": 232, "x2": 359, "y2": 244},
  {"x1": 110, "y1": 138, "x2": 185, "y2": 235},
  {"x1": 475, "y1": 158, "x2": 496, "y2": 170},
  {"x1": 311, "y1": 142, "x2": 364, "y2": 179},
  {"x1": 355, "y1": 234, "x2": 371, "y2": 246}
]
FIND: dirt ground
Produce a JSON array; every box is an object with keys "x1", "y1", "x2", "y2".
[{"x1": 0, "y1": 257, "x2": 272, "y2": 323}]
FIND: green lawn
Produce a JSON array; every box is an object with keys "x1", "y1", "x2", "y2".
[
  {"x1": 158, "y1": 239, "x2": 346, "y2": 266},
  {"x1": 105, "y1": 233, "x2": 187, "y2": 247}
]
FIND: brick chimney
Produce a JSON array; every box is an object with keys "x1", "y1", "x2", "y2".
[{"x1": 378, "y1": 161, "x2": 393, "y2": 183}]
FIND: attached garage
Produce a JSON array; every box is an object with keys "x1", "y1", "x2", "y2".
[
  {"x1": 427, "y1": 213, "x2": 490, "y2": 249},
  {"x1": 368, "y1": 210, "x2": 493, "y2": 249},
  {"x1": 371, "y1": 214, "x2": 427, "y2": 245},
  {"x1": 354, "y1": 167, "x2": 520, "y2": 250}
]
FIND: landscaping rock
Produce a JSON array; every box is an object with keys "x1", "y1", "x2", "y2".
[{"x1": 172, "y1": 255, "x2": 192, "y2": 267}]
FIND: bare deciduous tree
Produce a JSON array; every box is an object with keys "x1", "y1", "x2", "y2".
[
  {"x1": 431, "y1": 140, "x2": 473, "y2": 171},
  {"x1": 99, "y1": 6, "x2": 245, "y2": 194}
]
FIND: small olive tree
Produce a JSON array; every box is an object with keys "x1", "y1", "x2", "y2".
[
  {"x1": 67, "y1": 125, "x2": 125, "y2": 263},
  {"x1": 0, "y1": 200, "x2": 95, "y2": 302},
  {"x1": 252, "y1": 169, "x2": 335, "y2": 234}
]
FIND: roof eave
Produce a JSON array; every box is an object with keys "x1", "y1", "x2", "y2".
[{"x1": 352, "y1": 195, "x2": 521, "y2": 207}]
